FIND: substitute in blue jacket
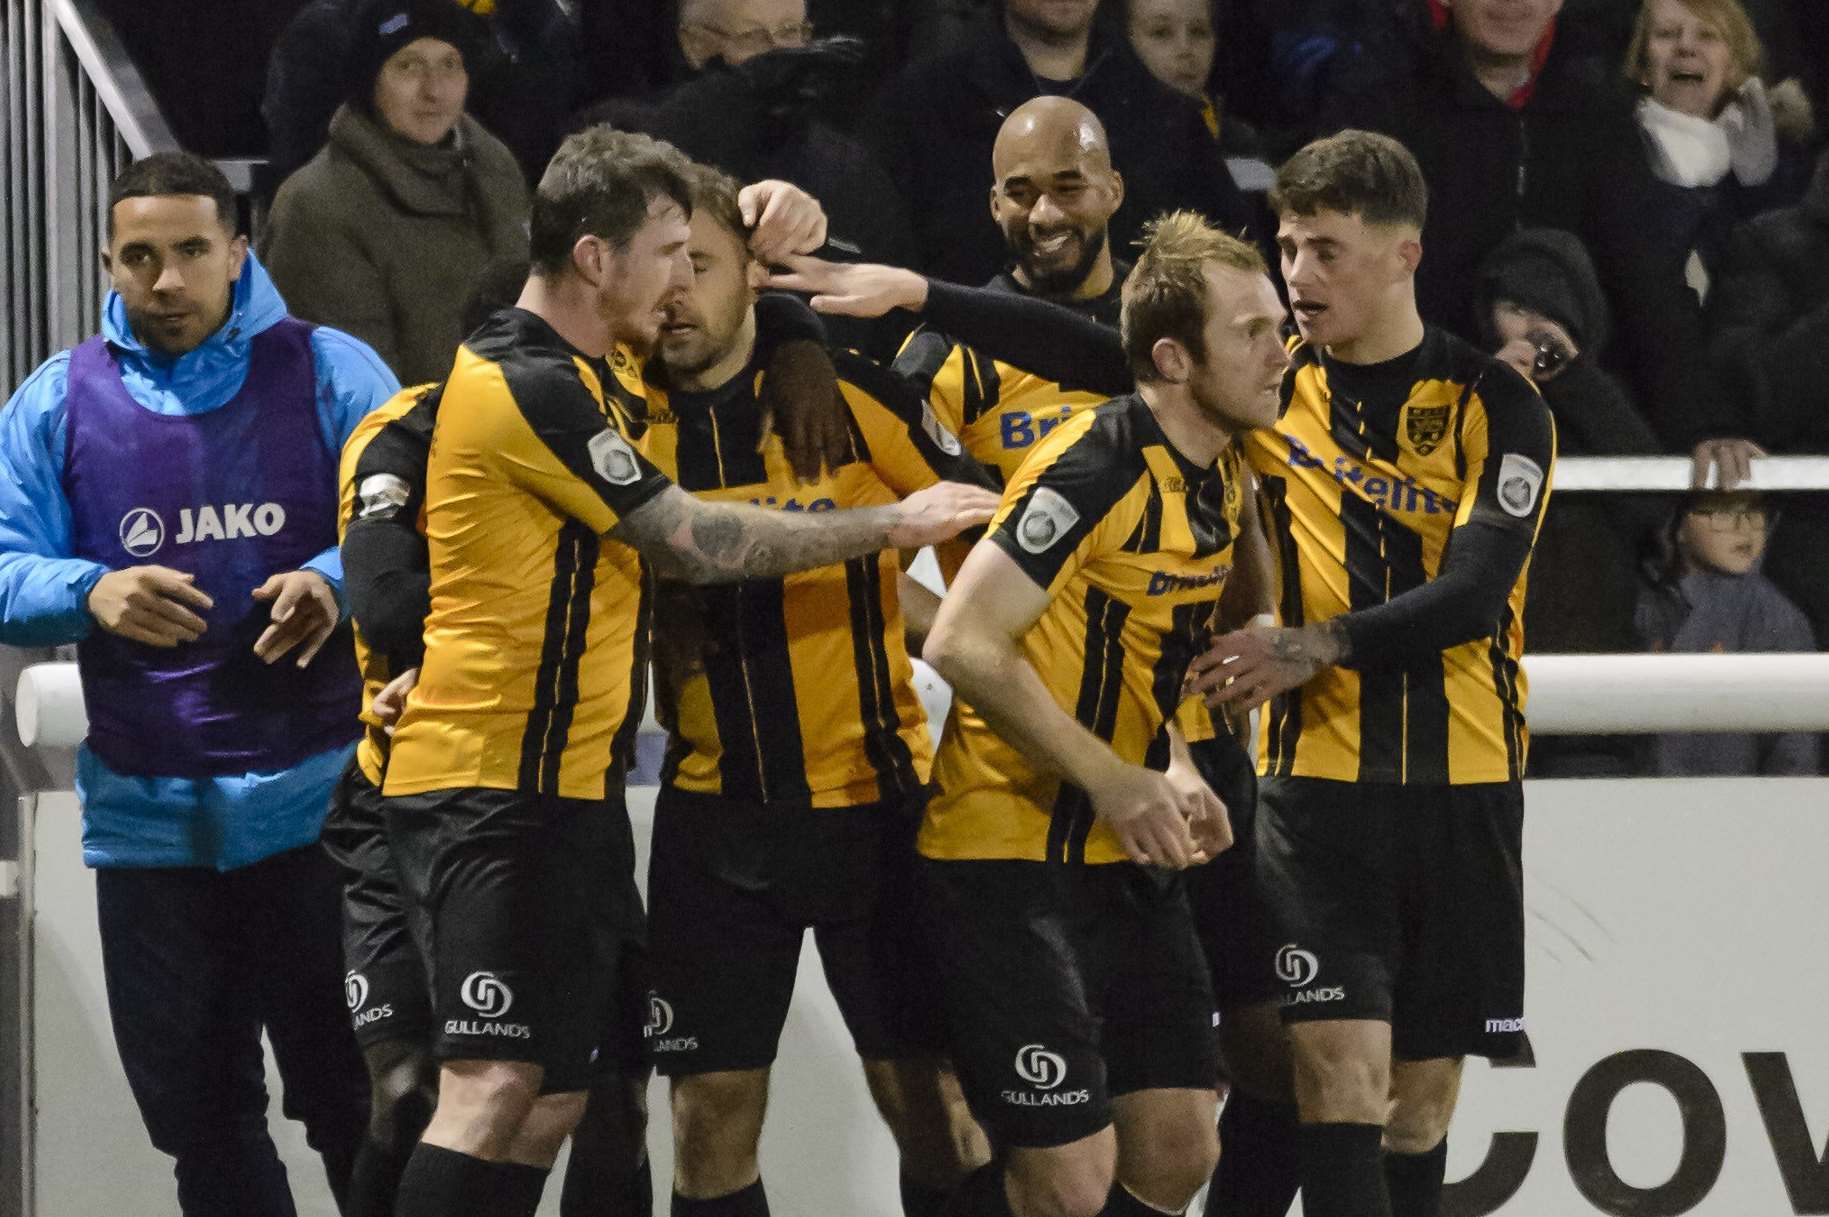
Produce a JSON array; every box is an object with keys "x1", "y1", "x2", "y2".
[{"x1": 0, "y1": 152, "x2": 398, "y2": 1216}]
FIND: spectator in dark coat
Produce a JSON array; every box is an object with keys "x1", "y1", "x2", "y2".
[
  {"x1": 262, "y1": 0, "x2": 579, "y2": 189},
  {"x1": 1706, "y1": 148, "x2": 1829, "y2": 645},
  {"x1": 262, "y1": 0, "x2": 529, "y2": 384},
  {"x1": 579, "y1": 0, "x2": 916, "y2": 353},
  {"x1": 867, "y1": 0, "x2": 1255, "y2": 284},
  {"x1": 1321, "y1": 0, "x2": 1730, "y2": 458},
  {"x1": 1476, "y1": 227, "x2": 1662, "y2": 775}
]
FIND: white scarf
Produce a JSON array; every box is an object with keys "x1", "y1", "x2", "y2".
[{"x1": 1638, "y1": 96, "x2": 1733, "y2": 188}]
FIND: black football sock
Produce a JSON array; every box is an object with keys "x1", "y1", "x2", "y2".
[
  {"x1": 498, "y1": 1161, "x2": 552, "y2": 1217},
  {"x1": 393, "y1": 1144, "x2": 504, "y2": 1217},
  {"x1": 1206, "y1": 1093, "x2": 1301, "y2": 1216},
  {"x1": 1383, "y1": 1139, "x2": 1447, "y2": 1217},
  {"x1": 1297, "y1": 1123, "x2": 1391, "y2": 1217},
  {"x1": 1103, "y1": 1180, "x2": 1184, "y2": 1216},
  {"x1": 943, "y1": 1162, "x2": 1015, "y2": 1217},
  {"x1": 901, "y1": 1169, "x2": 955, "y2": 1217},
  {"x1": 673, "y1": 1178, "x2": 771, "y2": 1217},
  {"x1": 345, "y1": 1136, "x2": 414, "y2": 1217}
]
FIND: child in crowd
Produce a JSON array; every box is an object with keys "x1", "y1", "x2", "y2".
[{"x1": 1637, "y1": 490, "x2": 1819, "y2": 774}]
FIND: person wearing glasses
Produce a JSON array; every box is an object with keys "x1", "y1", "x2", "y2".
[
  {"x1": 677, "y1": 0, "x2": 814, "y2": 67},
  {"x1": 263, "y1": 0, "x2": 530, "y2": 386},
  {"x1": 1637, "y1": 490, "x2": 1819, "y2": 775}
]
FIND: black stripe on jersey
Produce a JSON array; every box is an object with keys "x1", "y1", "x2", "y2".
[
  {"x1": 892, "y1": 329, "x2": 956, "y2": 399},
  {"x1": 1151, "y1": 601, "x2": 1214, "y2": 724},
  {"x1": 1277, "y1": 344, "x2": 1316, "y2": 422},
  {"x1": 1489, "y1": 604, "x2": 1525, "y2": 779},
  {"x1": 1385, "y1": 517, "x2": 1449, "y2": 783},
  {"x1": 1123, "y1": 480, "x2": 1164, "y2": 554},
  {"x1": 607, "y1": 564, "x2": 653, "y2": 785},
  {"x1": 711, "y1": 389, "x2": 771, "y2": 487},
  {"x1": 1342, "y1": 495, "x2": 1400, "y2": 779},
  {"x1": 1047, "y1": 586, "x2": 1132, "y2": 864},
  {"x1": 672, "y1": 395, "x2": 726, "y2": 493},
  {"x1": 699, "y1": 579, "x2": 809, "y2": 802},
  {"x1": 844, "y1": 552, "x2": 916, "y2": 799},
  {"x1": 518, "y1": 521, "x2": 599, "y2": 793},
  {"x1": 1188, "y1": 463, "x2": 1236, "y2": 558},
  {"x1": 1261, "y1": 475, "x2": 1305, "y2": 777},
  {"x1": 961, "y1": 349, "x2": 1004, "y2": 428},
  {"x1": 835, "y1": 350, "x2": 992, "y2": 486},
  {"x1": 1451, "y1": 377, "x2": 1475, "y2": 485}
]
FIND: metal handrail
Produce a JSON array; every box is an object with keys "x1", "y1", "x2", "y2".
[{"x1": 47, "y1": 0, "x2": 175, "y2": 158}]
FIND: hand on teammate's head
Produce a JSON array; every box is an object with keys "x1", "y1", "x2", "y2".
[{"x1": 739, "y1": 180, "x2": 828, "y2": 263}]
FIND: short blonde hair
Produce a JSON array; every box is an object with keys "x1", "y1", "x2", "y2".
[
  {"x1": 1121, "y1": 211, "x2": 1266, "y2": 383},
  {"x1": 1624, "y1": 0, "x2": 1762, "y2": 98}
]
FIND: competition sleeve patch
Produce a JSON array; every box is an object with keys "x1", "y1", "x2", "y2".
[
  {"x1": 1462, "y1": 361, "x2": 1556, "y2": 535},
  {"x1": 495, "y1": 352, "x2": 673, "y2": 530}
]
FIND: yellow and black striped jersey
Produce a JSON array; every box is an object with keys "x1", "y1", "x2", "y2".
[
  {"x1": 641, "y1": 351, "x2": 987, "y2": 809},
  {"x1": 896, "y1": 269, "x2": 1227, "y2": 753},
  {"x1": 893, "y1": 270, "x2": 1124, "y2": 488},
  {"x1": 338, "y1": 383, "x2": 438, "y2": 786},
  {"x1": 1244, "y1": 328, "x2": 1555, "y2": 785},
  {"x1": 919, "y1": 394, "x2": 1248, "y2": 865},
  {"x1": 383, "y1": 308, "x2": 672, "y2": 800}
]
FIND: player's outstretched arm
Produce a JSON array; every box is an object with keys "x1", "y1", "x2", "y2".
[
  {"x1": 765, "y1": 255, "x2": 1130, "y2": 395},
  {"x1": 924, "y1": 540, "x2": 1214, "y2": 870},
  {"x1": 611, "y1": 482, "x2": 997, "y2": 586}
]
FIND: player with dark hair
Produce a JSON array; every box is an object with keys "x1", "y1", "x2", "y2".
[
  {"x1": 0, "y1": 150, "x2": 395, "y2": 1215},
  {"x1": 380, "y1": 126, "x2": 996, "y2": 1217}
]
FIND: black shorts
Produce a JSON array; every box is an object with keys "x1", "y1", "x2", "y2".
[
  {"x1": 645, "y1": 785, "x2": 943, "y2": 1076},
  {"x1": 1182, "y1": 734, "x2": 1280, "y2": 1010},
  {"x1": 386, "y1": 786, "x2": 644, "y2": 1093},
  {"x1": 922, "y1": 858, "x2": 1219, "y2": 1149},
  {"x1": 1255, "y1": 776, "x2": 1526, "y2": 1061},
  {"x1": 320, "y1": 761, "x2": 432, "y2": 1049}
]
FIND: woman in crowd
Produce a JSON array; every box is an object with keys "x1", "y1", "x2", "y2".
[
  {"x1": 262, "y1": 0, "x2": 528, "y2": 385},
  {"x1": 1624, "y1": 0, "x2": 1812, "y2": 307}
]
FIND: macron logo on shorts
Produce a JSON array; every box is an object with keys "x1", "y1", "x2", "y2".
[
  {"x1": 444, "y1": 971, "x2": 531, "y2": 1040},
  {"x1": 1001, "y1": 1043, "x2": 1091, "y2": 1108}
]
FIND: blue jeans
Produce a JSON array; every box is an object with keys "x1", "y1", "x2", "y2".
[{"x1": 96, "y1": 842, "x2": 368, "y2": 1216}]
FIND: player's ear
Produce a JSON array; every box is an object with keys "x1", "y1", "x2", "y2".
[
  {"x1": 1396, "y1": 235, "x2": 1423, "y2": 276},
  {"x1": 1151, "y1": 337, "x2": 1190, "y2": 384},
  {"x1": 571, "y1": 234, "x2": 606, "y2": 288},
  {"x1": 1104, "y1": 167, "x2": 1125, "y2": 214},
  {"x1": 745, "y1": 253, "x2": 769, "y2": 291}
]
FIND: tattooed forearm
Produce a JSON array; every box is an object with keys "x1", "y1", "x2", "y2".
[{"x1": 613, "y1": 485, "x2": 900, "y2": 584}]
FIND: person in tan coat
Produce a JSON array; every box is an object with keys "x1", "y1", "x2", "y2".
[{"x1": 263, "y1": 0, "x2": 528, "y2": 385}]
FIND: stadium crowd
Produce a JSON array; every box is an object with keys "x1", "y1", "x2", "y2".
[
  {"x1": 251, "y1": 0, "x2": 1829, "y2": 777},
  {"x1": 1, "y1": 1, "x2": 1826, "y2": 1217}
]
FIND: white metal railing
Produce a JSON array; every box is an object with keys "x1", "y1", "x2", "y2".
[
  {"x1": 1554, "y1": 455, "x2": 1829, "y2": 492},
  {"x1": 2, "y1": 0, "x2": 172, "y2": 392}
]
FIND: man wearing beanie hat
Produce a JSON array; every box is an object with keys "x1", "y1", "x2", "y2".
[
  {"x1": 262, "y1": 0, "x2": 531, "y2": 386},
  {"x1": 1477, "y1": 228, "x2": 1664, "y2": 774}
]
